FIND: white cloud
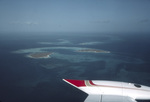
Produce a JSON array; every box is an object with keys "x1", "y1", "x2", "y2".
[
  {"x1": 91, "y1": 20, "x2": 110, "y2": 24},
  {"x1": 11, "y1": 21, "x2": 39, "y2": 25},
  {"x1": 24, "y1": 21, "x2": 39, "y2": 25}
]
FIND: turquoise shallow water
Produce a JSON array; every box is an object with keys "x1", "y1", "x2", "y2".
[{"x1": 0, "y1": 32, "x2": 150, "y2": 102}]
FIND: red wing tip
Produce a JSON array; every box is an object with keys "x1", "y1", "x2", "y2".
[{"x1": 63, "y1": 79, "x2": 86, "y2": 87}]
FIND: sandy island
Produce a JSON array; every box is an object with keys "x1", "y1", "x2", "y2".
[
  {"x1": 27, "y1": 52, "x2": 53, "y2": 59},
  {"x1": 76, "y1": 49, "x2": 110, "y2": 53}
]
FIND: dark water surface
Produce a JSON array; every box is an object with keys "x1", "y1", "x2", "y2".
[{"x1": 0, "y1": 32, "x2": 150, "y2": 102}]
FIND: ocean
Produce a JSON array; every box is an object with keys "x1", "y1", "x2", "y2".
[{"x1": 0, "y1": 32, "x2": 150, "y2": 102}]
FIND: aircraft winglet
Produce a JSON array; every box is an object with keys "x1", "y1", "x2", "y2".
[{"x1": 63, "y1": 79, "x2": 86, "y2": 87}]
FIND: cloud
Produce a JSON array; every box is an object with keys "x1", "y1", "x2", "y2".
[
  {"x1": 11, "y1": 21, "x2": 39, "y2": 25},
  {"x1": 139, "y1": 19, "x2": 149, "y2": 23},
  {"x1": 91, "y1": 20, "x2": 110, "y2": 24},
  {"x1": 24, "y1": 21, "x2": 39, "y2": 25}
]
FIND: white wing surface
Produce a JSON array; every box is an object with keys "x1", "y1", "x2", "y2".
[
  {"x1": 84, "y1": 95, "x2": 101, "y2": 102},
  {"x1": 84, "y1": 95, "x2": 137, "y2": 102}
]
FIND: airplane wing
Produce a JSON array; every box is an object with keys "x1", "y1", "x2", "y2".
[
  {"x1": 63, "y1": 79, "x2": 138, "y2": 102},
  {"x1": 84, "y1": 95, "x2": 137, "y2": 102}
]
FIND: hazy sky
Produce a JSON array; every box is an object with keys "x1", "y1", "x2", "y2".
[{"x1": 0, "y1": 0, "x2": 150, "y2": 33}]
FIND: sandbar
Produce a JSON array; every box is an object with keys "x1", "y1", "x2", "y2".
[
  {"x1": 76, "y1": 49, "x2": 110, "y2": 53},
  {"x1": 27, "y1": 52, "x2": 53, "y2": 59}
]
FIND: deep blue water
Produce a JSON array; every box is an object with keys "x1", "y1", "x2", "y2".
[{"x1": 0, "y1": 32, "x2": 150, "y2": 102}]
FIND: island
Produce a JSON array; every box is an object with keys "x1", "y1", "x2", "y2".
[
  {"x1": 76, "y1": 49, "x2": 110, "y2": 53},
  {"x1": 27, "y1": 52, "x2": 53, "y2": 59}
]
